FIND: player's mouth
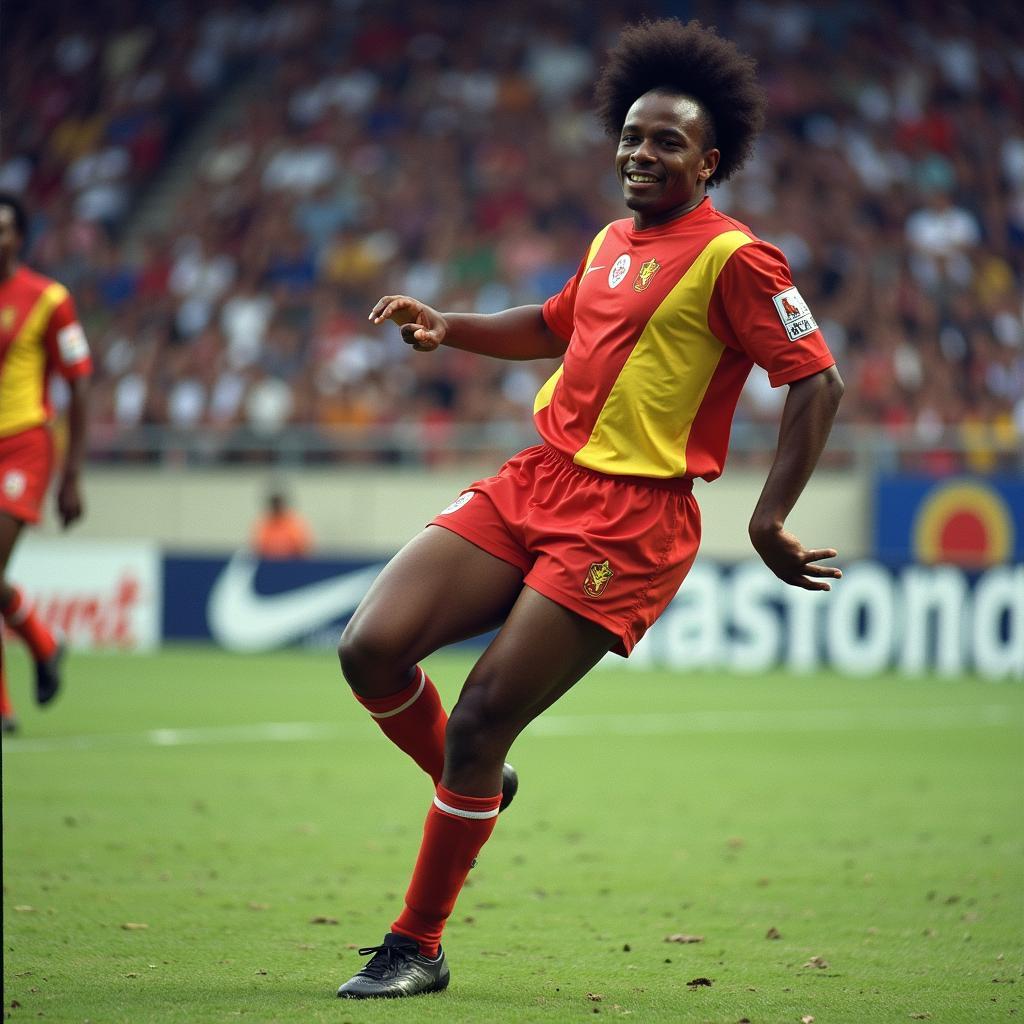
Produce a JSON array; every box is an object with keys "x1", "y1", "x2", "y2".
[{"x1": 624, "y1": 170, "x2": 661, "y2": 190}]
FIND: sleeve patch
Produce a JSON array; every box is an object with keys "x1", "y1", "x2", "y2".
[
  {"x1": 57, "y1": 322, "x2": 90, "y2": 365},
  {"x1": 772, "y1": 287, "x2": 818, "y2": 341}
]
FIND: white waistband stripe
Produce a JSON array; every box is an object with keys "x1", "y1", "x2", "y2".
[
  {"x1": 369, "y1": 667, "x2": 425, "y2": 720},
  {"x1": 433, "y1": 795, "x2": 500, "y2": 819}
]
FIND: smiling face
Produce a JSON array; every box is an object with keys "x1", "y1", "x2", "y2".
[{"x1": 615, "y1": 90, "x2": 720, "y2": 230}]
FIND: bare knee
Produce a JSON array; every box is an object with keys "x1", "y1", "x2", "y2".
[
  {"x1": 337, "y1": 616, "x2": 412, "y2": 697},
  {"x1": 336, "y1": 618, "x2": 378, "y2": 692},
  {"x1": 444, "y1": 684, "x2": 520, "y2": 778}
]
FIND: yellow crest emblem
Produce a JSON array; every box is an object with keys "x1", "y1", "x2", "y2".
[
  {"x1": 583, "y1": 559, "x2": 614, "y2": 599},
  {"x1": 633, "y1": 257, "x2": 661, "y2": 292},
  {"x1": 0, "y1": 306, "x2": 15, "y2": 332}
]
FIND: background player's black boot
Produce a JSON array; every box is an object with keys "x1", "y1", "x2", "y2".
[
  {"x1": 500, "y1": 762, "x2": 518, "y2": 812},
  {"x1": 337, "y1": 932, "x2": 449, "y2": 999},
  {"x1": 35, "y1": 642, "x2": 64, "y2": 706}
]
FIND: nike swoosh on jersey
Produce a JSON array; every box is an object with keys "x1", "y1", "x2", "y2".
[
  {"x1": 207, "y1": 551, "x2": 383, "y2": 651},
  {"x1": 584, "y1": 265, "x2": 606, "y2": 274}
]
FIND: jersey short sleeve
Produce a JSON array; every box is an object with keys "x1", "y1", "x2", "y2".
[
  {"x1": 707, "y1": 240, "x2": 834, "y2": 387},
  {"x1": 43, "y1": 287, "x2": 92, "y2": 379},
  {"x1": 541, "y1": 257, "x2": 585, "y2": 343}
]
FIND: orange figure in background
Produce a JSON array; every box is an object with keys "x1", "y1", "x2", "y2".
[{"x1": 250, "y1": 491, "x2": 313, "y2": 559}]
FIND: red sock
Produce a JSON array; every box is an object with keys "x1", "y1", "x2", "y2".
[
  {"x1": 355, "y1": 666, "x2": 447, "y2": 784},
  {"x1": 3, "y1": 587, "x2": 57, "y2": 662},
  {"x1": 391, "y1": 784, "x2": 502, "y2": 957}
]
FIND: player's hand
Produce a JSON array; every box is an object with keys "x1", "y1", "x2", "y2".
[
  {"x1": 368, "y1": 295, "x2": 448, "y2": 352},
  {"x1": 749, "y1": 525, "x2": 841, "y2": 591},
  {"x1": 57, "y1": 472, "x2": 84, "y2": 529}
]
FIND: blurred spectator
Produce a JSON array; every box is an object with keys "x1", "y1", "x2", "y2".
[
  {"x1": 250, "y1": 490, "x2": 312, "y2": 559},
  {"x1": 3, "y1": 0, "x2": 1021, "y2": 469}
]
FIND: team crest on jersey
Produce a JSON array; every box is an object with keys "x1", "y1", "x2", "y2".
[
  {"x1": 0, "y1": 306, "x2": 14, "y2": 332},
  {"x1": 772, "y1": 287, "x2": 818, "y2": 341},
  {"x1": 608, "y1": 254, "x2": 631, "y2": 289},
  {"x1": 2, "y1": 470, "x2": 26, "y2": 500},
  {"x1": 439, "y1": 491, "x2": 474, "y2": 516},
  {"x1": 633, "y1": 257, "x2": 662, "y2": 292},
  {"x1": 583, "y1": 559, "x2": 614, "y2": 598}
]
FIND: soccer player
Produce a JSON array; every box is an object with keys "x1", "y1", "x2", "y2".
[
  {"x1": 335, "y1": 19, "x2": 844, "y2": 998},
  {"x1": 0, "y1": 192, "x2": 92, "y2": 734}
]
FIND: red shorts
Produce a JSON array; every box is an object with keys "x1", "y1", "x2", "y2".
[
  {"x1": 430, "y1": 444, "x2": 701, "y2": 656},
  {"x1": 0, "y1": 426, "x2": 54, "y2": 525}
]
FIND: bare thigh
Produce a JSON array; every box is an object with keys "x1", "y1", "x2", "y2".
[
  {"x1": 338, "y1": 525, "x2": 526, "y2": 698},
  {"x1": 443, "y1": 584, "x2": 618, "y2": 795},
  {"x1": 0, "y1": 512, "x2": 24, "y2": 605}
]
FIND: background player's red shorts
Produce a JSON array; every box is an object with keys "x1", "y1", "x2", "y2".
[
  {"x1": 0, "y1": 426, "x2": 54, "y2": 525},
  {"x1": 430, "y1": 444, "x2": 701, "y2": 656}
]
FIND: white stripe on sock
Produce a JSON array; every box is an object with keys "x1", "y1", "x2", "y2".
[
  {"x1": 368, "y1": 666, "x2": 426, "y2": 720},
  {"x1": 432, "y1": 795, "x2": 500, "y2": 820}
]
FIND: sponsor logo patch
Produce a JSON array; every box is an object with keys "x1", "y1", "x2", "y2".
[
  {"x1": 57, "y1": 322, "x2": 90, "y2": 364},
  {"x1": 2, "y1": 470, "x2": 27, "y2": 500},
  {"x1": 633, "y1": 257, "x2": 662, "y2": 292},
  {"x1": 608, "y1": 254, "x2": 631, "y2": 289},
  {"x1": 207, "y1": 552, "x2": 383, "y2": 652},
  {"x1": 583, "y1": 559, "x2": 614, "y2": 598},
  {"x1": 772, "y1": 287, "x2": 818, "y2": 341},
  {"x1": 439, "y1": 491, "x2": 475, "y2": 516}
]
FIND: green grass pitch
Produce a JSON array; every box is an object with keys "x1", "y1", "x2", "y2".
[{"x1": 3, "y1": 645, "x2": 1022, "y2": 1023}]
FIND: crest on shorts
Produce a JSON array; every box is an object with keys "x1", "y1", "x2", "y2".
[
  {"x1": 633, "y1": 257, "x2": 661, "y2": 292},
  {"x1": 439, "y1": 491, "x2": 474, "y2": 516},
  {"x1": 0, "y1": 306, "x2": 14, "y2": 332},
  {"x1": 583, "y1": 559, "x2": 614, "y2": 598}
]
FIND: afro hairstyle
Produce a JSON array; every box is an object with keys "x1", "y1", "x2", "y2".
[
  {"x1": 0, "y1": 191, "x2": 28, "y2": 239},
  {"x1": 595, "y1": 18, "x2": 766, "y2": 185}
]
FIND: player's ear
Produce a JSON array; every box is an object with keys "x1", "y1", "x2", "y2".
[{"x1": 699, "y1": 148, "x2": 720, "y2": 181}]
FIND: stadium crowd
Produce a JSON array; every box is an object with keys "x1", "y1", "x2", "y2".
[{"x1": 4, "y1": 0, "x2": 1022, "y2": 467}]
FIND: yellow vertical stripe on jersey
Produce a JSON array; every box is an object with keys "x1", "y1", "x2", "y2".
[
  {"x1": 533, "y1": 224, "x2": 612, "y2": 416},
  {"x1": 0, "y1": 282, "x2": 68, "y2": 437},
  {"x1": 574, "y1": 230, "x2": 752, "y2": 478}
]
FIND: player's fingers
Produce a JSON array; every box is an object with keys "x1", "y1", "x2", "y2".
[
  {"x1": 791, "y1": 575, "x2": 833, "y2": 592},
  {"x1": 399, "y1": 321, "x2": 442, "y2": 340},
  {"x1": 369, "y1": 296, "x2": 415, "y2": 323},
  {"x1": 403, "y1": 324, "x2": 442, "y2": 350},
  {"x1": 803, "y1": 561, "x2": 843, "y2": 579},
  {"x1": 367, "y1": 295, "x2": 398, "y2": 321},
  {"x1": 803, "y1": 548, "x2": 838, "y2": 562},
  {"x1": 374, "y1": 299, "x2": 410, "y2": 323}
]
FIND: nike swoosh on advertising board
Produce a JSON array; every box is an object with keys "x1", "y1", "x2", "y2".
[{"x1": 207, "y1": 552, "x2": 384, "y2": 651}]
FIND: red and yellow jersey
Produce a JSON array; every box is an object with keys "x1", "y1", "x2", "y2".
[
  {"x1": 0, "y1": 265, "x2": 92, "y2": 439},
  {"x1": 538, "y1": 197, "x2": 835, "y2": 482}
]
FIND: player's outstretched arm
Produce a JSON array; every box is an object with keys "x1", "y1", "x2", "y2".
[
  {"x1": 57, "y1": 376, "x2": 89, "y2": 528},
  {"x1": 368, "y1": 296, "x2": 567, "y2": 361},
  {"x1": 748, "y1": 365, "x2": 844, "y2": 590}
]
